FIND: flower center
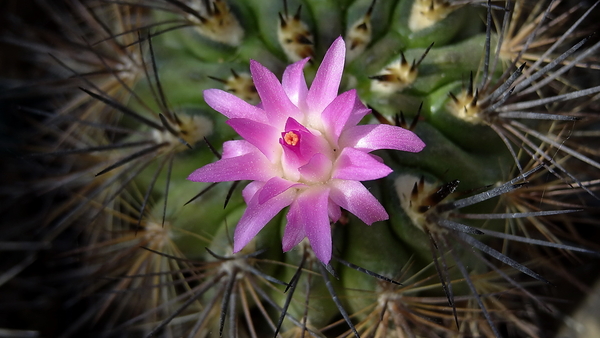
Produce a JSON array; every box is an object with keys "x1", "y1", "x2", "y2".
[{"x1": 283, "y1": 131, "x2": 299, "y2": 146}]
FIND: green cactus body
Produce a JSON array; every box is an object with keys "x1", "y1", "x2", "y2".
[{"x1": 3, "y1": 0, "x2": 600, "y2": 337}]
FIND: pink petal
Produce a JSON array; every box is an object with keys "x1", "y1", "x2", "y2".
[
  {"x1": 242, "y1": 181, "x2": 264, "y2": 204},
  {"x1": 298, "y1": 153, "x2": 333, "y2": 183},
  {"x1": 233, "y1": 187, "x2": 296, "y2": 253},
  {"x1": 222, "y1": 140, "x2": 256, "y2": 159},
  {"x1": 280, "y1": 140, "x2": 302, "y2": 177},
  {"x1": 328, "y1": 200, "x2": 341, "y2": 223},
  {"x1": 282, "y1": 57, "x2": 310, "y2": 110},
  {"x1": 329, "y1": 179, "x2": 388, "y2": 225},
  {"x1": 296, "y1": 129, "x2": 330, "y2": 163},
  {"x1": 348, "y1": 94, "x2": 371, "y2": 128},
  {"x1": 284, "y1": 187, "x2": 332, "y2": 264},
  {"x1": 250, "y1": 60, "x2": 301, "y2": 127},
  {"x1": 284, "y1": 117, "x2": 310, "y2": 133},
  {"x1": 227, "y1": 118, "x2": 280, "y2": 162},
  {"x1": 258, "y1": 176, "x2": 303, "y2": 204},
  {"x1": 339, "y1": 124, "x2": 426, "y2": 153},
  {"x1": 306, "y1": 36, "x2": 346, "y2": 114},
  {"x1": 204, "y1": 89, "x2": 267, "y2": 123},
  {"x1": 332, "y1": 148, "x2": 392, "y2": 181},
  {"x1": 321, "y1": 89, "x2": 358, "y2": 144},
  {"x1": 187, "y1": 152, "x2": 275, "y2": 182},
  {"x1": 281, "y1": 201, "x2": 306, "y2": 252}
]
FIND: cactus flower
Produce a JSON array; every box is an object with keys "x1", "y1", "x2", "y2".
[{"x1": 188, "y1": 37, "x2": 425, "y2": 264}]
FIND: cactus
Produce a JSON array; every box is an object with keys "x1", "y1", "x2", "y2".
[{"x1": 2, "y1": 0, "x2": 600, "y2": 337}]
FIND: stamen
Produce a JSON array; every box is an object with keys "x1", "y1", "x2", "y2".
[{"x1": 283, "y1": 131, "x2": 299, "y2": 146}]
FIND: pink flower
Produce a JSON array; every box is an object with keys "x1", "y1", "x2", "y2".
[{"x1": 188, "y1": 37, "x2": 425, "y2": 264}]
